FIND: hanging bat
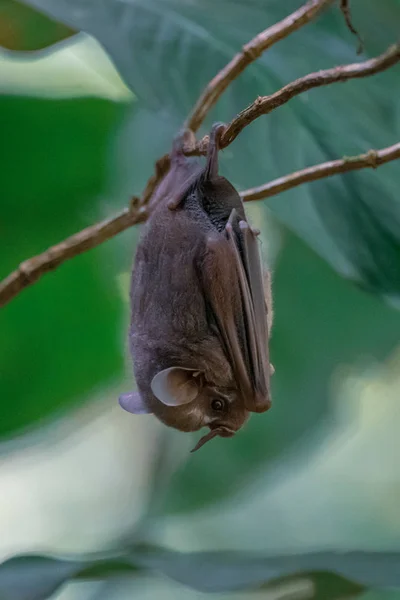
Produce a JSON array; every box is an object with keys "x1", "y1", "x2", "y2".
[{"x1": 119, "y1": 124, "x2": 274, "y2": 452}]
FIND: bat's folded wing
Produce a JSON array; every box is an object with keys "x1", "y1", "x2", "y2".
[{"x1": 200, "y1": 209, "x2": 271, "y2": 413}]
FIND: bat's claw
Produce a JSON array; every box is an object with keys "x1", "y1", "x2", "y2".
[
  {"x1": 172, "y1": 128, "x2": 195, "y2": 153},
  {"x1": 239, "y1": 219, "x2": 260, "y2": 237},
  {"x1": 269, "y1": 363, "x2": 275, "y2": 375},
  {"x1": 210, "y1": 122, "x2": 226, "y2": 142}
]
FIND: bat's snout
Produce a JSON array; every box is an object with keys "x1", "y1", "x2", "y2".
[{"x1": 190, "y1": 425, "x2": 235, "y2": 453}]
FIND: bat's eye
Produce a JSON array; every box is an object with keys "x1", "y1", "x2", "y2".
[{"x1": 211, "y1": 399, "x2": 225, "y2": 412}]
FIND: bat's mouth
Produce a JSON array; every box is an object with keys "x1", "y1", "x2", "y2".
[{"x1": 190, "y1": 425, "x2": 235, "y2": 453}]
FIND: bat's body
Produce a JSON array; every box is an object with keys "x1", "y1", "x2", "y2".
[{"x1": 120, "y1": 125, "x2": 273, "y2": 451}]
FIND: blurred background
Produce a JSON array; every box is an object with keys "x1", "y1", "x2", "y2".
[{"x1": 1, "y1": 0, "x2": 400, "y2": 598}]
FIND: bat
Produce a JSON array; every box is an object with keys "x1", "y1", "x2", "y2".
[{"x1": 119, "y1": 123, "x2": 274, "y2": 452}]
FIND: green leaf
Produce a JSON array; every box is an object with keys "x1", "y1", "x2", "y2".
[
  {"x1": 0, "y1": 555, "x2": 137, "y2": 600},
  {"x1": 5, "y1": 546, "x2": 400, "y2": 599},
  {"x1": 158, "y1": 230, "x2": 400, "y2": 512},
  {"x1": 0, "y1": 95, "x2": 129, "y2": 439},
  {"x1": 361, "y1": 592, "x2": 400, "y2": 600},
  {"x1": 20, "y1": 0, "x2": 400, "y2": 297},
  {"x1": 261, "y1": 75, "x2": 400, "y2": 299},
  {"x1": 0, "y1": 0, "x2": 74, "y2": 51},
  {"x1": 0, "y1": 34, "x2": 135, "y2": 100}
]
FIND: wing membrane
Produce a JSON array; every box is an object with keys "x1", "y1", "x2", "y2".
[{"x1": 200, "y1": 209, "x2": 271, "y2": 413}]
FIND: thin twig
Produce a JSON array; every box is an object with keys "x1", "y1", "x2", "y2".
[
  {"x1": 241, "y1": 142, "x2": 400, "y2": 201},
  {"x1": 0, "y1": 207, "x2": 147, "y2": 308},
  {"x1": 340, "y1": 0, "x2": 363, "y2": 54},
  {"x1": 189, "y1": 44, "x2": 400, "y2": 153},
  {"x1": 143, "y1": 0, "x2": 335, "y2": 208},
  {"x1": 140, "y1": 154, "x2": 171, "y2": 206},
  {"x1": 2, "y1": 142, "x2": 399, "y2": 308},
  {"x1": 186, "y1": 0, "x2": 334, "y2": 132}
]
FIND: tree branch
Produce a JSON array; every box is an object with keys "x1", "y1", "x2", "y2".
[
  {"x1": 141, "y1": 0, "x2": 335, "y2": 206},
  {"x1": 2, "y1": 3, "x2": 400, "y2": 308},
  {"x1": 0, "y1": 206, "x2": 147, "y2": 308},
  {"x1": 1, "y1": 0, "x2": 338, "y2": 308},
  {"x1": 188, "y1": 43, "x2": 400, "y2": 154},
  {"x1": 2, "y1": 142, "x2": 399, "y2": 309},
  {"x1": 186, "y1": 0, "x2": 334, "y2": 132},
  {"x1": 240, "y1": 142, "x2": 400, "y2": 202},
  {"x1": 340, "y1": 0, "x2": 363, "y2": 54}
]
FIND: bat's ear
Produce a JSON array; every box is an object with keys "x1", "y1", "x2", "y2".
[
  {"x1": 151, "y1": 367, "x2": 201, "y2": 406},
  {"x1": 119, "y1": 391, "x2": 152, "y2": 414}
]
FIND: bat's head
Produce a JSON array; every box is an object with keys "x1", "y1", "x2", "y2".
[
  {"x1": 187, "y1": 383, "x2": 251, "y2": 452},
  {"x1": 119, "y1": 366, "x2": 250, "y2": 451}
]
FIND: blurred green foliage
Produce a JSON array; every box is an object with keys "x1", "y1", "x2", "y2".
[
  {"x1": 0, "y1": 0, "x2": 73, "y2": 50},
  {"x1": 0, "y1": 96, "x2": 128, "y2": 436},
  {"x1": 0, "y1": 0, "x2": 399, "y2": 599}
]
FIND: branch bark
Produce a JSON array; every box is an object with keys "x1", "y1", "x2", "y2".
[
  {"x1": 240, "y1": 142, "x2": 400, "y2": 202},
  {"x1": 2, "y1": 142, "x2": 399, "y2": 309}
]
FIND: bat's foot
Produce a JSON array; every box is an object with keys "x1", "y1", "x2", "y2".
[
  {"x1": 205, "y1": 123, "x2": 226, "y2": 180},
  {"x1": 210, "y1": 122, "x2": 226, "y2": 143},
  {"x1": 172, "y1": 128, "x2": 195, "y2": 155}
]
